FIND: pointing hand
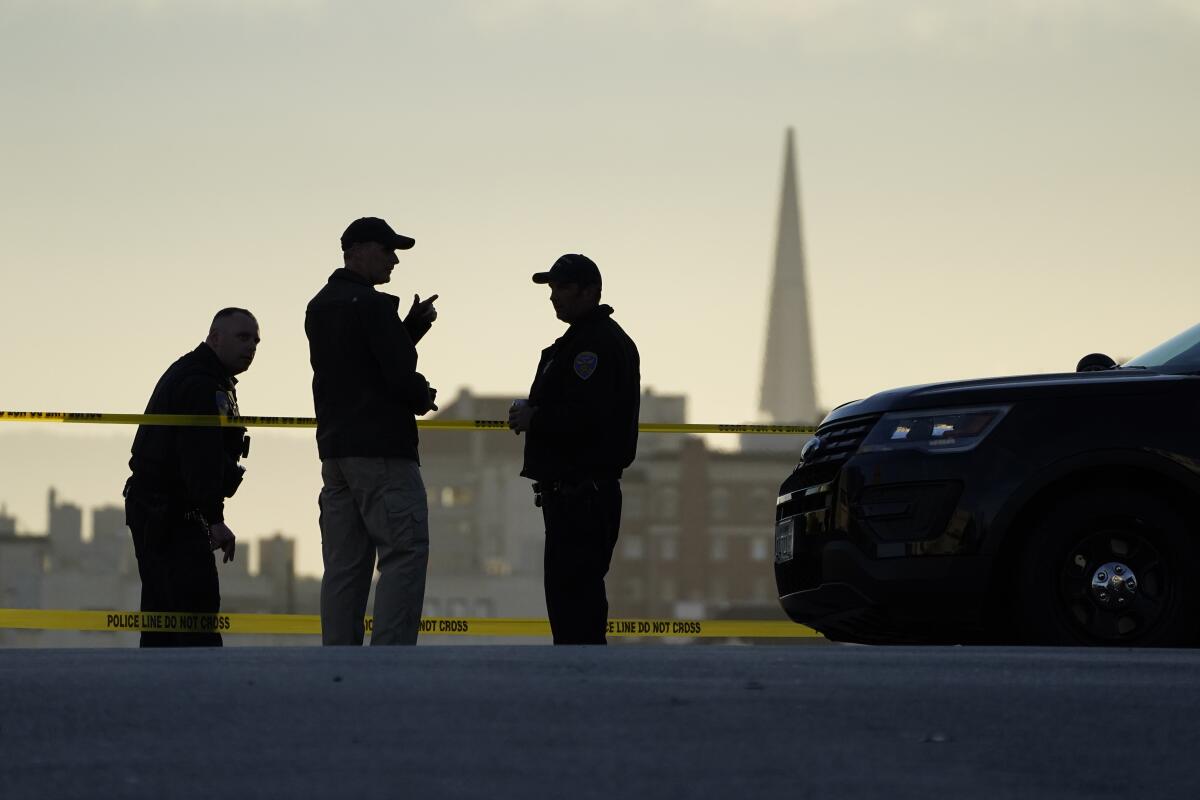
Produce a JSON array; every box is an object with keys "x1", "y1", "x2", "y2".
[{"x1": 408, "y1": 293, "x2": 439, "y2": 326}]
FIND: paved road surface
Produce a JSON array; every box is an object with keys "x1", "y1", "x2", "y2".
[{"x1": 2, "y1": 645, "x2": 1197, "y2": 799}]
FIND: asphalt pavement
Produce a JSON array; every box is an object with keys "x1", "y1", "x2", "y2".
[{"x1": 1, "y1": 645, "x2": 1197, "y2": 799}]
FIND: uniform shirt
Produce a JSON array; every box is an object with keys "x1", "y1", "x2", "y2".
[
  {"x1": 305, "y1": 269, "x2": 433, "y2": 461},
  {"x1": 522, "y1": 304, "x2": 641, "y2": 482},
  {"x1": 128, "y1": 344, "x2": 247, "y2": 523}
]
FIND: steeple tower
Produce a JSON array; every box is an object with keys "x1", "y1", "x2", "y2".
[{"x1": 758, "y1": 128, "x2": 819, "y2": 424}]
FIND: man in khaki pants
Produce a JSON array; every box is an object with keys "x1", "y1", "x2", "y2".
[{"x1": 304, "y1": 217, "x2": 440, "y2": 645}]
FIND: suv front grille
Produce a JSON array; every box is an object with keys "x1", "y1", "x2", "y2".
[
  {"x1": 776, "y1": 413, "x2": 880, "y2": 524},
  {"x1": 794, "y1": 414, "x2": 880, "y2": 486},
  {"x1": 775, "y1": 413, "x2": 883, "y2": 593}
]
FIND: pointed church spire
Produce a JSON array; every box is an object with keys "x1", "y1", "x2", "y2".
[{"x1": 758, "y1": 128, "x2": 819, "y2": 424}]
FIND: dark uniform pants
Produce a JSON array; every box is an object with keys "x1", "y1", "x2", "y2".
[
  {"x1": 542, "y1": 480, "x2": 622, "y2": 644},
  {"x1": 125, "y1": 492, "x2": 222, "y2": 647}
]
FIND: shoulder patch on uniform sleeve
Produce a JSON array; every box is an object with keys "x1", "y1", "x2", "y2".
[{"x1": 573, "y1": 351, "x2": 598, "y2": 380}]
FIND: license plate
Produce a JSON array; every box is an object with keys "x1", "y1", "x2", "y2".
[{"x1": 774, "y1": 518, "x2": 795, "y2": 564}]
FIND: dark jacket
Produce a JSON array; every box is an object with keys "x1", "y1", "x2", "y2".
[
  {"x1": 305, "y1": 269, "x2": 433, "y2": 461},
  {"x1": 128, "y1": 344, "x2": 248, "y2": 523},
  {"x1": 522, "y1": 304, "x2": 640, "y2": 482}
]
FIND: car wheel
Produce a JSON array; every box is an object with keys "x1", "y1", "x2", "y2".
[{"x1": 1015, "y1": 488, "x2": 1200, "y2": 646}]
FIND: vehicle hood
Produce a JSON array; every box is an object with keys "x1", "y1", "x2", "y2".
[{"x1": 824, "y1": 369, "x2": 1196, "y2": 425}]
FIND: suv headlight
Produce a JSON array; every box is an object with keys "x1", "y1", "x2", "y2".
[{"x1": 859, "y1": 406, "x2": 1009, "y2": 454}]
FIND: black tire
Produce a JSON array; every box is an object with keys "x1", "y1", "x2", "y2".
[{"x1": 1014, "y1": 488, "x2": 1200, "y2": 647}]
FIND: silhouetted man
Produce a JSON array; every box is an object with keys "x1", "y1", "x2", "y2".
[
  {"x1": 509, "y1": 254, "x2": 640, "y2": 644},
  {"x1": 305, "y1": 217, "x2": 439, "y2": 646},
  {"x1": 124, "y1": 308, "x2": 258, "y2": 647}
]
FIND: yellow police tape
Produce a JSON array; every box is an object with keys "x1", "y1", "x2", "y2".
[
  {"x1": 0, "y1": 410, "x2": 816, "y2": 435},
  {"x1": 0, "y1": 608, "x2": 822, "y2": 639}
]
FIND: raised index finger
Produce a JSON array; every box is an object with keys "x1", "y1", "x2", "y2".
[{"x1": 421, "y1": 294, "x2": 439, "y2": 307}]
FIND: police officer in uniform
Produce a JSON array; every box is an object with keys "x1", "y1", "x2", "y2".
[
  {"x1": 124, "y1": 308, "x2": 259, "y2": 647},
  {"x1": 509, "y1": 254, "x2": 640, "y2": 644}
]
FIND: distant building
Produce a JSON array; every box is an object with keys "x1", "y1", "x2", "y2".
[
  {"x1": 419, "y1": 389, "x2": 549, "y2": 581},
  {"x1": 419, "y1": 388, "x2": 693, "y2": 582},
  {"x1": 258, "y1": 533, "x2": 297, "y2": 613},
  {"x1": 0, "y1": 505, "x2": 16, "y2": 536},
  {"x1": 758, "y1": 127, "x2": 819, "y2": 426},
  {"x1": 611, "y1": 438, "x2": 794, "y2": 621},
  {"x1": 0, "y1": 490, "x2": 306, "y2": 647},
  {"x1": 46, "y1": 487, "x2": 82, "y2": 567},
  {"x1": 0, "y1": 526, "x2": 47, "y2": 647},
  {"x1": 91, "y1": 505, "x2": 130, "y2": 576}
]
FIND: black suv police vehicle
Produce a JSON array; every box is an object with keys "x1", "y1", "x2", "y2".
[{"x1": 775, "y1": 323, "x2": 1200, "y2": 646}]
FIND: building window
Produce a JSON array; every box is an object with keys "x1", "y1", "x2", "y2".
[
  {"x1": 624, "y1": 491, "x2": 644, "y2": 519},
  {"x1": 749, "y1": 489, "x2": 776, "y2": 523},
  {"x1": 473, "y1": 599, "x2": 495, "y2": 617},
  {"x1": 710, "y1": 536, "x2": 727, "y2": 561},
  {"x1": 483, "y1": 558, "x2": 512, "y2": 576},
  {"x1": 625, "y1": 579, "x2": 644, "y2": 603},
  {"x1": 711, "y1": 488, "x2": 730, "y2": 520},
  {"x1": 750, "y1": 538, "x2": 769, "y2": 561},
  {"x1": 622, "y1": 536, "x2": 645, "y2": 560},
  {"x1": 658, "y1": 488, "x2": 678, "y2": 519},
  {"x1": 440, "y1": 486, "x2": 476, "y2": 508},
  {"x1": 660, "y1": 537, "x2": 678, "y2": 561},
  {"x1": 710, "y1": 577, "x2": 728, "y2": 603}
]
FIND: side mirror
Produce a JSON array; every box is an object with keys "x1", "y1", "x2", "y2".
[{"x1": 1076, "y1": 353, "x2": 1117, "y2": 372}]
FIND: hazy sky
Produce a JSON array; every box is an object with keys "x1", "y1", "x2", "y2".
[{"x1": 3, "y1": 1, "x2": 1199, "y2": 574}]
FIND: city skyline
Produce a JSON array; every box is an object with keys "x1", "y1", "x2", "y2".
[
  {"x1": 0, "y1": 386, "x2": 717, "y2": 579},
  {"x1": 1, "y1": 387, "x2": 800, "y2": 646}
]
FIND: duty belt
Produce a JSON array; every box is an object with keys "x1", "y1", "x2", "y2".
[
  {"x1": 124, "y1": 477, "x2": 210, "y2": 527},
  {"x1": 531, "y1": 479, "x2": 602, "y2": 508}
]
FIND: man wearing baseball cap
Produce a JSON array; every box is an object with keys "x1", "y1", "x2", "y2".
[
  {"x1": 304, "y1": 217, "x2": 440, "y2": 645},
  {"x1": 508, "y1": 253, "x2": 641, "y2": 644}
]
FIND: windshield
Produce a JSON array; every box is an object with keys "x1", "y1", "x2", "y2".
[{"x1": 1124, "y1": 322, "x2": 1200, "y2": 373}]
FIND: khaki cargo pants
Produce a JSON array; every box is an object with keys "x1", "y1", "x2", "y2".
[{"x1": 318, "y1": 457, "x2": 430, "y2": 645}]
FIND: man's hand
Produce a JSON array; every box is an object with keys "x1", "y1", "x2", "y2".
[
  {"x1": 415, "y1": 379, "x2": 439, "y2": 415},
  {"x1": 508, "y1": 399, "x2": 535, "y2": 434},
  {"x1": 406, "y1": 294, "x2": 439, "y2": 327},
  {"x1": 209, "y1": 521, "x2": 237, "y2": 564}
]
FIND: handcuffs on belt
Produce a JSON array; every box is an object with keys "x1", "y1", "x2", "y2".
[{"x1": 183, "y1": 509, "x2": 216, "y2": 548}]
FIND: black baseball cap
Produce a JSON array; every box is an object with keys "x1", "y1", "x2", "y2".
[
  {"x1": 532, "y1": 254, "x2": 602, "y2": 286},
  {"x1": 340, "y1": 217, "x2": 415, "y2": 252}
]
